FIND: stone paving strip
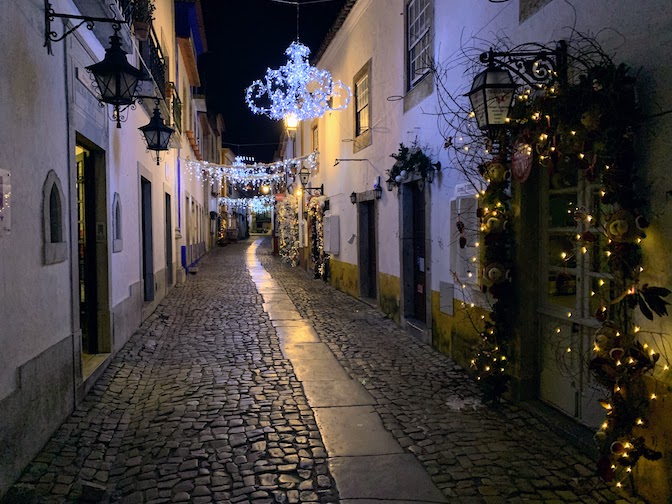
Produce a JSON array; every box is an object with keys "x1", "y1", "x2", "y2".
[
  {"x1": 247, "y1": 242, "x2": 447, "y2": 504},
  {"x1": 5, "y1": 243, "x2": 339, "y2": 504},
  {"x1": 256, "y1": 239, "x2": 647, "y2": 504}
]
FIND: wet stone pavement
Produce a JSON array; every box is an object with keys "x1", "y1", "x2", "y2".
[{"x1": 5, "y1": 238, "x2": 644, "y2": 504}]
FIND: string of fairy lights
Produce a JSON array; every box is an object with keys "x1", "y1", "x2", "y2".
[
  {"x1": 184, "y1": 152, "x2": 318, "y2": 189},
  {"x1": 219, "y1": 195, "x2": 275, "y2": 213}
]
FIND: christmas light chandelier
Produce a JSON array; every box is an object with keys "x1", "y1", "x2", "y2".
[
  {"x1": 219, "y1": 195, "x2": 275, "y2": 213},
  {"x1": 245, "y1": 40, "x2": 350, "y2": 121}
]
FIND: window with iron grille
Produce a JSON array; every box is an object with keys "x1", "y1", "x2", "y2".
[{"x1": 407, "y1": 0, "x2": 431, "y2": 88}]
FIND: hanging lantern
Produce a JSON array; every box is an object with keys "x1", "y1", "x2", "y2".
[
  {"x1": 86, "y1": 31, "x2": 144, "y2": 128},
  {"x1": 298, "y1": 166, "x2": 310, "y2": 187},
  {"x1": 139, "y1": 107, "x2": 174, "y2": 165},
  {"x1": 284, "y1": 113, "x2": 299, "y2": 137},
  {"x1": 350, "y1": 192, "x2": 357, "y2": 204},
  {"x1": 467, "y1": 65, "x2": 517, "y2": 131}
]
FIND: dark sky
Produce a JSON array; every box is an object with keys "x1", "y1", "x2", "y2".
[{"x1": 199, "y1": 0, "x2": 347, "y2": 162}]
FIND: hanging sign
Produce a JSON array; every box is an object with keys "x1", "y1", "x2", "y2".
[{"x1": 511, "y1": 140, "x2": 533, "y2": 183}]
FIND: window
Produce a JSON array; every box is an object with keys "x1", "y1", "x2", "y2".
[
  {"x1": 112, "y1": 192, "x2": 123, "y2": 252},
  {"x1": 450, "y1": 194, "x2": 479, "y2": 287},
  {"x1": 311, "y1": 122, "x2": 320, "y2": 171},
  {"x1": 353, "y1": 60, "x2": 372, "y2": 152},
  {"x1": 42, "y1": 170, "x2": 67, "y2": 264},
  {"x1": 407, "y1": 0, "x2": 431, "y2": 88}
]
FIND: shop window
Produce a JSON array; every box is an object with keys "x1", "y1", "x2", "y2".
[{"x1": 43, "y1": 170, "x2": 67, "y2": 264}]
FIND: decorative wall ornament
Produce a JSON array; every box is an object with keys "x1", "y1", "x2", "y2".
[{"x1": 245, "y1": 41, "x2": 351, "y2": 122}]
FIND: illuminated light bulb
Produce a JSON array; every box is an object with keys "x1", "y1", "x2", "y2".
[
  {"x1": 616, "y1": 332, "x2": 621, "y2": 337},
  {"x1": 461, "y1": 284, "x2": 466, "y2": 289},
  {"x1": 567, "y1": 312, "x2": 572, "y2": 318},
  {"x1": 481, "y1": 315, "x2": 485, "y2": 320},
  {"x1": 467, "y1": 272, "x2": 473, "y2": 278},
  {"x1": 650, "y1": 350, "x2": 656, "y2": 357},
  {"x1": 591, "y1": 291, "x2": 595, "y2": 296},
  {"x1": 626, "y1": 467, "x2": 632, "y2": 473},
  {"x1": 634, "y1": 326, "x2": 641, "y2": 333},
  {"x1": 578, "y1": 153, "x2": 585, "y2": 159},
  {"x1": 600, "y1": 190, "x2": 606, "y2": 197},
  {"x1": 616, "y1": 360, "x2": 622, "y2": 366},
  {"x1": 469, "y1": 111, "x2": 475, "y2": 118},
  {"x1": 586, "y1": 215, "x2": 594, "y2": 222},
  {"x1": 475, "y1": 242, "x2": 480, "y2": 247},
  {"x1": 615, "y1": 385, "x2": 621, "y2": 392},
  {"x1": 605, "y1": 165, "x2": 610, "y2": 170},
  {"x1": 570, "y1": 130, "x2": 576, "y2": 135},
  {"x1": 651, "y1": 393, "x2": 657, "y2": 400},
  {"x1": 594, "y1": 344, "x2": 601, "y2": 352},
  {"x1": 616, "y1": 482, "x2": 623, "y2": 488},
  {"x1": 598, "y1": 279, "x2": 605, "y2": 287},
  {"x1": 640, "y1": 266, "x2": 644, "y2": 272},
  {"x1": 501, "y1": 356, "x2": 506, "y2": 361},
  {"x1": 566, "y1": 347, "x2": 572, "y2": 353},
  {"x1": 500, "y1": 368, "x2": 505, "y2": 372},
  {"x1": 485, "y1": 366, "x2": 490, "y2": 371},
  {"x1": 470, "y1": 359, "x2": 476, "y2": 365},
  {"x1": 576, "y1": 234, "x2": 582, "y2": 240},
  {"x1": 664, "y1": 364, "x2": 669, "y2": 371},
  {"x1": 550, "y1": 146, "x2": 556, "y2": 151},
  {"x1": 601, "y1": 422, "x2": 608, "y2": 429},
  {"x1": 505, "y1": 117, "x2": 511, "y2": 123},
  {"x1": 581, "y1": 247, "x2": 588, "y2": 254},
  {"x1": 555, "y1": 327, "x2": 561, "y2": 333},
  {"x1": 606, "y1": 251, "x2": 612, "y2": 257},
  {"x1": 470, "y1": 303, "x2": 475, "y2": 308},
  {"x1": 481, "y1": 190, "x2": 486, "y2": 195},
  {"x1": 636, "y1": 418, "x2": 644, "y2": 425},
  {"x1": 611, "y1": 464, "x2": 616, "y2": 470},
  {"x1": 560, "y1": 252, "x2": 567, "y2": 260},
  {"x1": 464, "y1": 146, "x2": 469, "y2": 152},
  {"x1": 643, "y1": 343, "x2": 648, "y2": 349},
  {"x1": 628, "y1": 357, "x2": 634, "y2": 364},
  {"x1": 636, "y1": 238, "x2": 642, "y2": 243},
  {"x1": 471, "y1": 257, "x2": 477, "y2": 262}
]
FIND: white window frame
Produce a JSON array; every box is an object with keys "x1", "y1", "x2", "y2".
[{"x1": 407, "y1": 0, "x2": 431, "y2": 88}]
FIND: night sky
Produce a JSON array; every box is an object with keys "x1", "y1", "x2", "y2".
[{"x1": 199, "y1": 0, "x2": 348, "y2": 162}]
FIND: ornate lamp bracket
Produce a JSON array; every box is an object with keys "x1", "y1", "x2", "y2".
[
  {"x1": 304, "y1": 184, "x2": 325, "y2": 196},
  {"x1": 479, "y1": 40, "x2": 568, "y2": 88},
  {"x1": 44, "y1": 0, "x2": 127, "y2": 55}
]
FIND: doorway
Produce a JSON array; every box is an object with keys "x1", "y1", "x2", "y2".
[
  {"x1": 141, "y1": 177, "x2": 154, "y2": 302},
  {"x1": 358, "y1": 200, "x2": 377, "y2": 300},
  {"x1": 76, "y1": 145, "x2": 98, "y2": 354},
  {"x1": 165, "y1": 193, "x2": 173, "y2": 286},
  {"x1": 401, "y1": 181, "x2": 428, "y2": 326},
  {"x1": 538, "y1": 166, "x2": 607, "y2": 427}
]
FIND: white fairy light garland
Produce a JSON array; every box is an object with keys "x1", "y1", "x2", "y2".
[
  {"x1": 219, "y1": 195, "x2": 275, "y2": 213},
  {"x1": 184, "y1": 151, "x2": 318, "y2": 188}
]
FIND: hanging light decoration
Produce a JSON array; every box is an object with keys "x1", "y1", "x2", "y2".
[{"x1": 246, "y1": 41, "x2": 351, "y2": 122}]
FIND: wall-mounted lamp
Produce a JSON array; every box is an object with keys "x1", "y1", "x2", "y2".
[
  {"x1": 373, "y1": 176, "x2": 382, "y2": 200},
  {"x1": 350, "y1": 192, "x2": 357, "y2": 204},
  {"x1": 385, "y1": 177, "x2": 394, "y2": 191},
  {"x1": 139, "y1": 105, "x2": 175, "y2": 165},
  {"x1": 468, "y1": 41, "x2": 567, "y2": 134},
  {"x1": 298, "y1": 165, "x2": 324, "y2": 195},
  {"x1": 284, "y1": 113, "x2": 299, "y2": 138}
]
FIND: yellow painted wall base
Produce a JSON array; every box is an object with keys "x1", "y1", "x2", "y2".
[
  {"x1": 329, "y1": 258, "x2": 359, "y2": 298},
  {"x1": 379, "y1": 272, "x2": 401, "y2": 323}
]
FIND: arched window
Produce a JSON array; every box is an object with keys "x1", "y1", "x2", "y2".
[
  {"x1": 43, "y1": 170, "x2": 67, "y2": 264},
  {"x1": 49, "y1": 184, "x2": 62, "y2": 243},
  {"x1": 112, "y1": 192, "x2": 123, "y2": 252}
]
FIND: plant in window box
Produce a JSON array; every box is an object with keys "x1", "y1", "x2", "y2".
[
  {"x1": 387, "y1": 142, "x2": 441, "y2": 191},
  {"x1": 131, "y1": 0, "x2": 155, "y2": 41}
]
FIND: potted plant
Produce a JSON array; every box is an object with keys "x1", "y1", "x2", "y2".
[{"x1": 132, "y1": 0, "x2": 155, "y2": 41}]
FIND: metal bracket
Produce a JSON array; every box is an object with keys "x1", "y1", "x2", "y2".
[
  {"x1": 304, "y1": 184, "x2": 324, "y2": 196},
  {"x1": 480, "y1": 40, "x2": 568, "y2": 88},
  {"x1": 44, "y1": 0, "x2": 127, "y2": 55}
]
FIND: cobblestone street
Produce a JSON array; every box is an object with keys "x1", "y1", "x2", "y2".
[{"x1": 6, "y1": 239, "x2": 643, "y2": 504}]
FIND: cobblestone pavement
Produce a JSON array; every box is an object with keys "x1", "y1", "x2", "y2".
[
  {"x1": 256, "y1": 240, "x2": 645, "y2": 504},
  {"x1": 5, "y1": 242, "x2": 338, "y2": 504}
]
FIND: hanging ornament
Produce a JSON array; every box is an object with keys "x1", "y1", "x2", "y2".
[{"x1": 245, "y1": 41, "x2": 351, "y2": 121}]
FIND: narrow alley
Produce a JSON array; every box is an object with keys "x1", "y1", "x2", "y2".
[{"x1": 6, "y1": 240, "x2": 642, "y2": 504}]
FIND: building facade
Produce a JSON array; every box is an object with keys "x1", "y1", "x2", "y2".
[
  {"x1": 287, "y1": 0, "x2": 672, "y2": 499},
  {"x1": 0, "y1": 0, "x2": 219, "y2": 496}
]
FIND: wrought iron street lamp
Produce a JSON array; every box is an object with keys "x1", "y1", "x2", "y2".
[
  {"x1": 139, "y1": 106, "x2": 174, "y2": 165},
  {"x1": 87, "y1": 29, "x2": 144, "y2": 128},
  {"x1": 373, "y1": 185, "x2": 383, "y2": 200},
  {"x1": 284, "y1": 113, "x2": 299, "y2": 138},
  {"x1": 467, "y1": 65, "x2": 517, "y2": 131},
  {"x1": 468, "y1": 41, "x2": 568, "y2": 132},
  {"x1": 350, "y1": 192, "x2": 357, "y2": 204}
]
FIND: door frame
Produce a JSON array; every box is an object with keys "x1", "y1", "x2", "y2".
[
  {"x1": 357, "y1": 197, "x2": 378, "y2": 301},
  {"x1": 399, "y1": 178, "x2": 431, "y2": 342}
]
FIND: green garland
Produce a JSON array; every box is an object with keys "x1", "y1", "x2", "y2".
[
  {"x1": 387, "y1": 142, "x2": 441, "y2": 189},
  {"x1": 509, "y1": 61, "x2": 668, "y2": 487}
]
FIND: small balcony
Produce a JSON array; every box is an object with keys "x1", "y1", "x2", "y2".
[{"x1": 168, "y1": 83, "x2": 182, "y2": 134}]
